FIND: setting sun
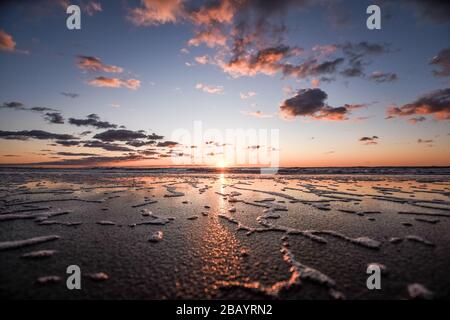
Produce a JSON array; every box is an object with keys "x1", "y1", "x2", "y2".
[{"x1": 216, "y1": 159, "x2": 228, "y2": 168}]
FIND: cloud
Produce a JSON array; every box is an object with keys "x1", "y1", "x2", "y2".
[
  {"x1": 430, "y1": 48, "x2": 450, "y2": 77},
  {"x1": 148, "y1": 133, "x2": 164, "y2": 140},
  {"x1": 195, "y1": 55, "x2": 209, "y2": 64},
  {"x1": 56, "y1": 152, "x2": 97, "y2": 157},
  {"x1": 157, "y1": 141, "x2": 179, "y2": 148},
  {"x1": 359, "y1": 136, "x2": 379, "y2": 145},
  {"x1": 340, "y1": 41, "x2": 391, "y2": 59},
  {"x1": 87, "y1": 76, "x2": 141, "y2": 90},
  {"x1": 1, "y1": 102, "x2": 58, "y2": 113},
  {"x1": 68, "y1": 114, "x2": 117, "y2": 129},
  {"x1": 241, "y1": 110, "x2": 272, "y2": 118},
  {"x1": 0, "y1": 101, "x2": 24, "y2": 109},
  {"x1": 31, "y1": 154, "x2": 148, "y2": 166},
  {"x1": 84, "y1": 1, "x2": 102, "y2": 16},
  {"x1": 282, "y1": 58, "x2": 344, "y2": 78},
  {"x1": 369, "y1": 71, "x2": 398, "y2": 83},
  {"x1": 188, "y1": 27, "x2": 228, "y2": 47},
  {"x1": 61, "y1": 92, "x2": 79, "y2": 98},
  {"x1": 311, "y1": 78, "x2": 320, "y2": 88},
  {"x1": 93, "y1": 129, "x2": 148, "y2": 142},
  {"x1": 189, "y1": 0, "x2": 235, "y2": 25},
  {"x1": 83, "y1": 140, "x2": 133, "y2": 152},
  {"x1": 279, "y1": 88, "x2": 327, "y2": 118},
  {"x1": 127, "y1": 1, "x2": 394, "y2": 83},
  {"x1": 29, "y1": 107, "x2": 58, "y2": 112},
  {"x1": 0, "y1": 29, "x2": 16, "y2": 52},
  {"x1": 0, "y1": 130, "x2": 77, "y2": 141},
  {"x1": 195, "y1": 83, "x2": 224, "y2": 94},
  {"x1": 417, "y1": 138, "x2": 433, "y2": 144},
  {"x1": 387, "y1": 88, "x2": 450, "y2": 121},
  {"x1": 128, "y1": 0, "x2": 184, "y2": 26},
  {"x1": 340, "y1": 66, "x2": 364, "y2": 78},
  {"x1": 126, "y1": 140, "x2": 156, "y2": 147},
  {"x1": 223, "y1": 45, "x2": 301, "y2": 77},
  {"x1": 279, "y1": 88, "x2": 366, "y2": 121},
  {"x1": 54, "y1": 140, "x2": 81, "y2": 147},
  {"x1": 76, "y1": 56, "x2": 123, "y2": 73},
  {"x1": 408, "y1": 116, "x2": 427, "y2": 124},
  {"x1": 240, "y1": 91, "x2": 257, "y2": 99},
  {"x1": 44, "y1": 112, "x2": 65, "y2": 124}
]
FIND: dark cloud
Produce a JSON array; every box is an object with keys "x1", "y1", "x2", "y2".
[
  {"x1": 54, "y1": 140, "x2": 81, "y2": 147},
  {"x1": 148, "y1": 133, "x2": 165, "y2": 140},
  {"x1": 359, "y1": 136, "x2": 379, "y2": 145},
  {"x1": 126, "y1": 140, "x2": 157, "y2": 148},
  {"x1": 1, "y1": 101, "x2": 57, "y2": 113},
  {"x1": 0, "y1": 101, "x2": 24, "y2": 109},
  {"x1": 56, "y1": 152, "x2": 97, "y2": 157},
  {"x1": 44, "y1": 112, "x2": 64, "y2": 124},
  {"x1": 83, "y1": 140, "x2": 133, "y2": 152},
  {"x1": 283, "y1": 58, "x2": 344, "y2": 78},
  {"x1": 61, "y1": 92, "x2": 80, "y2": 98},
  {"x1": 340, "y1": 66, "x2": 364, "y2": 78},
  {"x1": 339, "y1": 42, "x2": 392, "y2": 79},
  {"x1": 279, "y1": 88, "x2": 366, "y2": 121},
  {"x1": 340, "y1": 41, "x2": 391, "y2": 58},
  {"x1": 29, "y1": 106, "x2": 58, "y2": 112},
  {"x1": 93, "y1": 129, "x2": 148, "y2": 142},
  {"x1": 0, "y1": 130, "x2": 77, "y2": 141},
  {"x1": 408, "y1": 116, "x2": 427, "y2": 124},
  {"x1": 369, "y1": 71, "x2": 398, "y2": 83},
  {"x1": 31, "y1": 154, "x2": 147, "y2": 167},
  {"x1": 430, "y1": 48, "x2": 450, "y2": 77},
  {"x1": 68, "y1": 114, "x2": 117, "y2": 129},
  {"x1": 80, "y1": 130, "x2": 92, "y2": 136},
  {"x1": 280, "y1": 88, "x2": 327, "y2": 116},
  {"x1": 139, "y1": 149, "x2": 160, "y2": 156},
  {"x1": 387, "y1": 88, "x2": 450, "y2": 121},
  {"x1": 157, "y1": 141, "x2": 179, "y2": 148},
  {"x1": 417, "y1": 138, "x2": 433, "y2": 144}
]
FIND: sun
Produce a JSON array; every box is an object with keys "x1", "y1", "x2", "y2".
[{"x1": 216, "y1": 159, "x2": 228, "y2": 169}]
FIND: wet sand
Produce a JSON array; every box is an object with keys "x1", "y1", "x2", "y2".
[{"x1": 0, "y1": 169, "x2": 449, "y2": 299}]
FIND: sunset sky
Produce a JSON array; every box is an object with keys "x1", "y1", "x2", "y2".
[{"x1": 0, "y1": 0, "x2": 449, "y2": 167}]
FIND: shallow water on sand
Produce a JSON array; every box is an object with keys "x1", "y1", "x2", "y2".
[{"x1": 0, "y1": 171, "x2": 449, "y2": 299}]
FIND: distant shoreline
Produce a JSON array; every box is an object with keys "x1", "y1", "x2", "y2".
[{"x1": 0, "y1": 166, "x2": 449, "y2": 175}]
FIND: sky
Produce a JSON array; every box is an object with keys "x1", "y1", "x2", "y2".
[{"x1": 0, "y1": 0, "x2": 449, "y2": 167}]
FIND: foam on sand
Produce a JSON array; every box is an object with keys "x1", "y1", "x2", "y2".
[
  {"x1": 21, "y1": 249, "x2": 57, "y2": 258},
  {"x1": 407, "y1": 283, "x2": 434, "y2": 299},
  {"x1": 89, "y1": 272, "x2": 109, "y2": 281},
  {"x1": 36, "y1": 275, "x2": 61, "y2": 285},
  {"x1": 0, "y1": 235, "x2": 60, "y2": 251},
  {"x1": 405, "y1": 235, "x2": 435, "y2": 247}
]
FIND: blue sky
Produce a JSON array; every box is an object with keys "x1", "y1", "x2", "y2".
[{"x1": 0, "y1": 0, "x2": 449, "y2": 166}]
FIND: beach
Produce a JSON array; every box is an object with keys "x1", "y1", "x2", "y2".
[{"x1": 0, "y1": 168, "x2": 449, "y2": 299}]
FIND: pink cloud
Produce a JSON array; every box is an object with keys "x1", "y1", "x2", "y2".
[
  {"x1": 195, "y1": 83, "x2": 223, "y2": 94},
  {"x1": 76, "y1": 56, "x2": 123, "y2": 73},
  {"x1": 0, "y1": 29, "x2": 16, "y2": 52},
  {"x1": 88, "y1": 77, "x2": 141, "y2": 90},
  {"x1": 128, "y1": 0, "x2": 184, "y2": 26}
]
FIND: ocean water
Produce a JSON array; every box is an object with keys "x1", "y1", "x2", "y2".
[{"x1": 0, "y1": 168, "x2": 449, "y2": 299}]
